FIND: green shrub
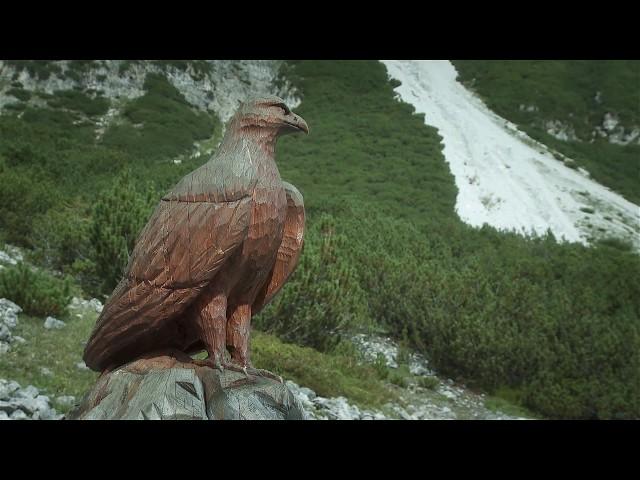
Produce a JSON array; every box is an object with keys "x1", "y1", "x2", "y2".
[
  {"x1": 372, "y1": 353, "x2": 390, "y2": 380},
  {"x1": 396, "y1": 343, "x2": 412, "y2": 367},
  {"x1": 389, "y1": 370, "x2": 410, "y2": 388},
  {"x1": 594, "y1": 237, "x2": 633, "y2": 251},
  {"x1": 47, "y1": 89, "x2": 109, "y2": 117},
  {"x1": 31, "y1": 203, "x2": 94, "y2": 274},
  {"x1": 417, "y1": 376, "x2": 439, "y2": 390},
  {"x1": 90, "y1": 169, "x2": 157, "y2": 293},
  {"x1": 0, "y1": 262, "x2": 71, "y2": 317},
  {"x1": 3, "y1": 102, "x2": 26, "y2": 112},
  {"x1": 254, "y1": 213, "x2": 371, "y2": 352},
  {"x1": 252, "y1": 330, "x2": 394, "y2": 408},
  {"x1": 5, "y1": 61, "x2": 62, "y2": 80},
  {"x1": 7, "y1": 87, "x2": 31, "y2": 102},
  {"x1": 485, "y1": 388, "x2": 536, "y2": 418},
  {"x1": 0, "y1": 164, "x2": 58, "y2": 247}
]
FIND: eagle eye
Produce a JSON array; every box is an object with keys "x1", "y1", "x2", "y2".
[{"x1": 275, "y1": 103, "x2": 290, "y2": 115}]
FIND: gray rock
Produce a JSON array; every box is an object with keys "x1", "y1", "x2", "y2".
[
  {"x1": 285, "y1": 379, "x2": 388, "y2": 420},
  {"x1": 350, "y1": 333, "x2": 435, "y2": 376},
  {"x1": 0, "y1": 324, "x2": 11, "y2": 342},
  {"x1": 0, "y1": 246, "x2": 23, "y2": 265},
  {"x1": 313, "y1": 396, "x2": 364, "y2": 420},
  {"x1": 88, "y1": 298, "x2": 103, "y2": 313},
  {"x1": 0, "y1": 379, "x2": 63, "y2": 420},
  {"x1": 16, "y1": 385, "x2": 39, "y2": 399},
  {"x1": 0, "y1": 299, "x2": 21, "y2": 327},
  {"x1": 69, "y1": 297, "x2": 104, "y2": 314},
  {"x1": 0, "y1": 298, "x2": 22, "y2": 348},
  {"x1": 43, "y1": 317, "x2": 65, "y2": 329},
  {"x1": 67, "y1": 356, "x2": 306, "y2": 420},
  {"x1": 439, "y1": 388, "x2": 458, "y2": 400},
  {"x1": 0, "y1": 251, "x2": 17, "y2": 265},
  {"x1": 299, "y1": 386, "x2": 316, "y2": 400},
  {"x1": 0, "y1": 379, "x2": 21, "y2": 399},
  {"x1": 56, "y1": 395, "x2": 76, "y2": 409},
  {"x1": 75, "y1": 361, "x2": 90, "y2": 371},
  {"x1": 392, "y1": 405, "x2": 414, "y2": 420},
  {"x1": 32, "y1": 403, "x2": 63, "y2": 420},
  {"x1": 351, "y1": 333, "x2": 399, "y2": 368},
  {"x1": 10, "y1": 409, "x2": 28, "y2": 420},
  {"x1": 0, "y1": 399, "x2": 18, "y2": 413}
]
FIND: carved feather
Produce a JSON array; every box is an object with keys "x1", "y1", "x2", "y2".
[
  {"x1": 252, "y1": 182, "x2": 305, "y2": 314},
  {"x1": 83, "y1": 154, "x2": 257, "y2": 371}
]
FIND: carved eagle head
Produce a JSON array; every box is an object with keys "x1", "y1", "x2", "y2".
[{"x1": 236, "y1": 95, "x2": 309, "y2": 136}]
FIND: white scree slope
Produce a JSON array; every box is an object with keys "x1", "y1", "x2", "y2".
[{"x1": 381, "y1": 60, "x2": 639, "y2": 249}]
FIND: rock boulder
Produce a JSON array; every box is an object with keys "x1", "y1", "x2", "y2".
[{"x1": 66, "y1": 356, "x2": 306, "y2": 420}]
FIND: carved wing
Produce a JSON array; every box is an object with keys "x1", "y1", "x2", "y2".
[
  {"x1": 252, "y1": 182, "x2": 305, "y2": 315},
  {"x1": 84, "y1": 154, "x2": 256, "y2": 371}
]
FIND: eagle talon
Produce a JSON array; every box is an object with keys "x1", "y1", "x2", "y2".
[{"x1": 251, "y1": 368, "x2": 283, "y2": 384}]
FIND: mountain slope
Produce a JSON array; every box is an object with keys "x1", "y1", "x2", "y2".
[
  {"x1": 0, "y1": 60, "x2": 638, "y2": 419},
  {"x1": 381, "y1": 60, "x2": 639, "y2": 249},
  {"x1": 451, "y1": 60, "x2": 640, "y2": 205}
]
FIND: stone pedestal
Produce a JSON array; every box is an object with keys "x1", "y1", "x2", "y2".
[{"x1": 66, "y1": 356, "x2": 306, "y2": 420}]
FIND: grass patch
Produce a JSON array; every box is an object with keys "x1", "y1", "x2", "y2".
[
  {"x1": 485, "y1": 397, "x2": 537, "y2": 419},
  {"x1": 251, "y1": 331, "x2": 395, "y2": 409},
  {"x1": 388, "y1": 367, "x2": 413, "y2": 388},
  {"x1": 417, "y1": 376, "x2": 439, "y2": 390},
  {"x1": 0, "y1": 308, "x2": 395, "y2": 414},
  {"x1": 0, "y1": 310, "x2": 99, "y2": 408}
]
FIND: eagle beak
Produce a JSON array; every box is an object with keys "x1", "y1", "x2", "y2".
[{"x1": 284, "y1": 112, "x2": 309, "y2": 135}]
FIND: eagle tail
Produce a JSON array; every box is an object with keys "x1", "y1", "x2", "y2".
[{"x1": 83, "y1": 277, "x2": 201, "y2": 371}]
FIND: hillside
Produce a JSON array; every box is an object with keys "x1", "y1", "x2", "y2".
[
  {"x1": 381, "y1": 60, "x2": 639, "y2": 249},
  {"x1": 452, "y1": 60, "x2": 640, "y2": 205},
  {"x1": 0, "y1": 60, "x2": 639, "y2": 419}
]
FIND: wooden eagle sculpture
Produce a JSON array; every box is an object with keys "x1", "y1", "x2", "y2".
[{"x1": 83, "y1": 95, "x2": 308, "y2": 379}]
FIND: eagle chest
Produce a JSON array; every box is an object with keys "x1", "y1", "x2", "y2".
[{"x1": 242, "y1": 182, "x2": 288, "y2": 273}]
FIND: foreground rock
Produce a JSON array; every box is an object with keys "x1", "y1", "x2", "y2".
[
  {"x1": 69, "y1": 297, "x2": 103, "y2": 314},
  {"x1": 0, "y1": 298, "x2": 23, "y2": 354},
  {"x1": 350, "y1": 334, "x2": 530, "y2": 420},
  {"x1": 43, "y1": 316, "x2": 66, "y2": 330},
  {"x1": 0, "y1": 379, "x2": 63, "y2": 420},
  {"x1": 67, "y1": 356, "x2": 306, "y2": 420},
  {"x1": 286, "y1": 380, "x2": 386, "y2": 420},
  {"x1": 351, "y1": 333, "x2": 434, "y2": 376},
  {"x1": 0, "y1": 245, "x2": 23, "y2": 266}
]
